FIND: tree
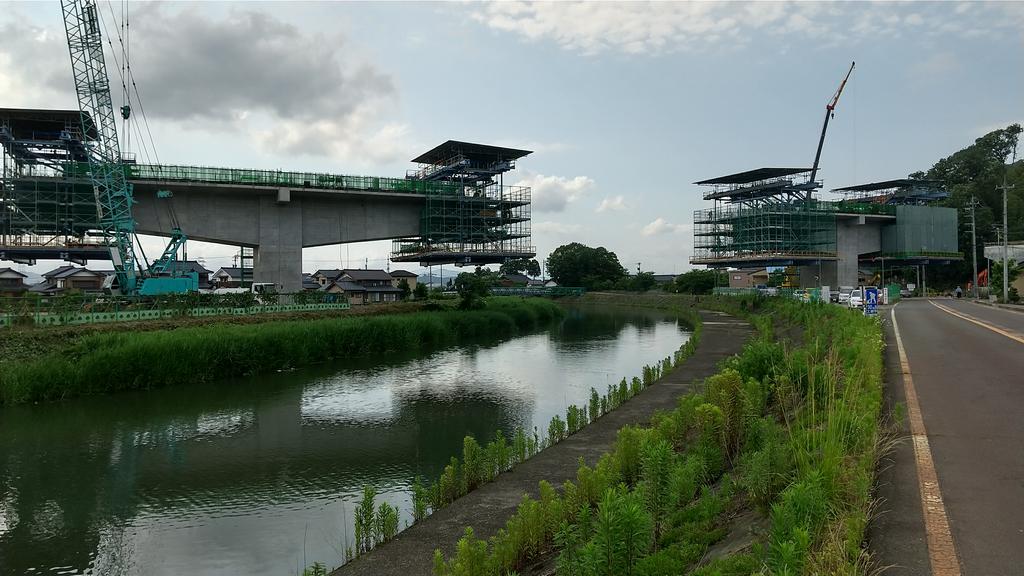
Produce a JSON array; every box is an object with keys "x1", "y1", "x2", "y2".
[
  {"x1": 630, "y1": 272, "x2": 657, "y2": 292},
  {"x1": 397, "y1": 278, "x2": 411, "y2": 300},
  {"x1": 413, "y1": 282, "x2": 428, "y2": 300},
  {"x1": 499, "y1": 258, "x2": 542, "y2": 277},
  {"x1": 454, "y1": 267, "x2": 497, "y2": 309},
  {"x1": 912, "y1": 124, "x2": 1023, "y2": 289},
  {"x1": 990, "y1": 259, "x2": 1020, "y2": 302},
  {"x1": 672, "y1": 269, "x2": 718, "y2": 294},
  {"x1": 546, "y1": 243, "x2": 627, "y2": 289}
]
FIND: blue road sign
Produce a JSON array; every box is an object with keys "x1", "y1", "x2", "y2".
[{"x1": 865, "y1": 286, "x2": 879, "y2": 316}]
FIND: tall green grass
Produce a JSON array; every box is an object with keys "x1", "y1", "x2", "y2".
[{"x1": 0, "y1": 297, "x2": 564, "y2": 405}]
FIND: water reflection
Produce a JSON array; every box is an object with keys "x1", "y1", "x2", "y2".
[{"x1": 0, "y1": 304, "x2": 688, "y2": 575}]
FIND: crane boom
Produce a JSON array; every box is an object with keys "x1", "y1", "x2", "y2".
[
  {"x1": 62, "y1": 0, "x2": 194, "y2": 295},
  {"x1": 62, "y1": 0, "x2": 142, "y2": 293},
  {"x1": 808, "y1": 61, "x2": 855, "y2": 186}
]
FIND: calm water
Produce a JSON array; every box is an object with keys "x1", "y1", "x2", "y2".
[{"x1": 0, "y1": 304, "x2": 689, "y2": 575}]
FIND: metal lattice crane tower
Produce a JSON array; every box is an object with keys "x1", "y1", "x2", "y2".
[
  {"x1": 61, "y1": 0, "x2": 141, "y2": 292},
  {"x1": 61, "y1": 0, "x2": 194, "y2": 295}
]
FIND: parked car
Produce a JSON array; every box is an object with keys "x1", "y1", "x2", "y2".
[
  {"x1": 848, "y1": 288, "x2": 863, "y2": 308},
  {"x1": 837, "y1": 286, "x2": 854, "y2": 305},
  {"x1": 793, "y1": 289, "x2": 807, "y2": 302}
]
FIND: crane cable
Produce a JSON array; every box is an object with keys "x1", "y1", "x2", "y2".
[
  {"x1": 100, "y1": 1, "x2": 186, "y2": 271},
  {"x1": 100, "y1": 0, "x2": 160, "y2": 166}
]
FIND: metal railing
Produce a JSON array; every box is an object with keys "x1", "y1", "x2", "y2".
[
  {"x1": 123, "y1": 163, "x2": 465, "y2": 196},
  {"x1": 0, "y1": 292, "x2": 351, "y2": 328}
]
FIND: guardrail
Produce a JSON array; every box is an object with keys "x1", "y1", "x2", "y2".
[
  {"x1": 0, "y1": 293, "x2": 351, "y2": 328},
  {"x1": 490, "y1": 286, "x2": 585, "y2": 297}
]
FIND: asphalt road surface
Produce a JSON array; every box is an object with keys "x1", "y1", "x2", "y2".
[{"x1": 871, "y1": 298, "x2": 1024, "y2": 576}]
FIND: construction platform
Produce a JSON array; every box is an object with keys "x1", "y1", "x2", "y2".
[{"x1": 2, "y1": 109, "x2": 537, "y2": 275}]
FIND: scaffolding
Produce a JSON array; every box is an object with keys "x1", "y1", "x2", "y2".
[
  {"x1": 693, "y1": 200, "x2": 837, "y2": 265},
  {"x1": 391, "y1": 141, "x2": 536, "y2": 266},
  {"x1": 1, "y1": 108, "x2": 99, "y2": 248},
  {"x1": 691, "y1": 167, "x2": 836, "y2": 267}
]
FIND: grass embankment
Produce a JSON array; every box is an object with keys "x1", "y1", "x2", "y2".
[
  {"x1": 0, "y1": 297, "x2": 563, "y2": 406},
  {"x1": 0, "y1": 300, "x2": 431, "y2": 366},
  {"x1": 430, "y1": 298, "x2": 884, "y2": 575}
]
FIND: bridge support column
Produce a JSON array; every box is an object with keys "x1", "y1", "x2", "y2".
[{"x1": 254, "y1": 193, "x2": 302, "y2": 293}]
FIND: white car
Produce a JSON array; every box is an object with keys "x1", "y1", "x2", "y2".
[
  {"x1": 848, "y1": 289, "x2": 863, "y2": 308},
  {"x1": 837, "y1": 286, "x2": 854, "y2": 305}
]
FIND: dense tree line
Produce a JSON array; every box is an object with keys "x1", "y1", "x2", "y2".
[{"x1": 913, "y1": 124, "x2": 1023, "y2": 289}]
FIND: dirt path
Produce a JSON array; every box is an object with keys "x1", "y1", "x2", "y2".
[{"x1": 332, "y1": 309, "x2": 752, "y2": 576}]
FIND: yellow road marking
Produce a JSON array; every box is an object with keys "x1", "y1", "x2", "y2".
[
  {"x1": 930, "y1": 301, "x2": 1024, "y2": 345},
  {"x1": 891, "y1": 305, "x2": 962, "y2": 576}
]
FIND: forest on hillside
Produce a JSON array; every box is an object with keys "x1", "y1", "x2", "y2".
[{"x1": 910, "y1": 123, "x2": 1022, "y2": 288}]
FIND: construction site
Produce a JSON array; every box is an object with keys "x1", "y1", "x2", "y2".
[
  {"x1": 0, "y1": 2, "x2": 535, "y2": 297},
  {"x1": 691, "y1": 63, "x2": 961, "y2": 289}
]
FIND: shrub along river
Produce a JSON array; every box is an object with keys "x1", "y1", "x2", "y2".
[{"x1": 0, "y1": 303, "x2": 690, "y2": 575}]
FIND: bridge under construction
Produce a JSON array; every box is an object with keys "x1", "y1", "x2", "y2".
[{"x1": 1, "y1": 108, "x2": 535, "y2": 292}]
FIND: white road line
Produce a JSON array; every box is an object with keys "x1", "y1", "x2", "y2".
[
  {"x1": 930, "y1": 301, "x2": 1024, "y2": 345},
  {"x1": 891, "y1": 304, "x2": 962, "y2": 576}
]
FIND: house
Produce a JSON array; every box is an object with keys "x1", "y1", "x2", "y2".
[
  {"x1": 314, "y1": 269, "x2": 404, "y2": 303},
  {"x1": 527, "y1": 278, "x2": 546, "y2": 287},
  {"x1": 728, "y1": 268, "x2": 769, "y2": 289},
  {"x1": 30, "y1": 265, "x2": 107, "y2": 294},
  {"x1": 389, "y1": 269, "x2": 418, "y2": 292},
  {"x1": 321, "y1": 279, "x2": 368, "y2": 304},
  {"x1": 312, "y1": 269, "x2": 345, "y2": 287},
  {"x1": 212, "y1": 267, "x2": 247, "y2": 287},
  {"x1": 166, "y1": 261, "x2": 213, "y2": 287},
  {"x1": 500, "y1": 273, "x2": 530, "y2": 286},
  {"x1": 652, "y1": 274, "x2": 678, "y2": 286},
  {"x1": 339, "y1": 269, "x2": 402, "y2": 303},
  {"x1": 301, "y1": 273, "x2": 321, "y2": 291},
  {"x1": 0, "y1": 268, "x2": 28, "y2": 296}
]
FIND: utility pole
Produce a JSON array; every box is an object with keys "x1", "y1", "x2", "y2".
[
  {"x1": 969, "y1": 197, "x2": 979, "y2": 298},
  {"x1": 997, "y1": 146, "x2": 1018, "y2": 303}
]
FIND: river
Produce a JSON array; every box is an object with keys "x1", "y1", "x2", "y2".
[{"x1": 0, "y1": 303, "x2": 690, "y2": 575}]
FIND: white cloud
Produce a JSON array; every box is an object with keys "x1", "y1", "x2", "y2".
[
  {"x1": 533, "y1": 221, "x2": 583, "y2": 236},
  {"x1": 515, "y1": 174, "x2": 594, "y2": 213},
  {"x1": 596, "y1": 196, "x2": 628, "y2": 213},
  {"x1": 0, "y1": 6, "x2": 405, "y2": 165},
  {"x1": 471, "y1": 1, "x2": 1024, "y2": 55},
  {"x1": 641, "y1": 218, "x2": 689, "y2": 237}
]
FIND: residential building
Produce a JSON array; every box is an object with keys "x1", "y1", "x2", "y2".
[
  {"x1": 0, "y1": 268, "x2": 28, "y2": 295},
  {"x1": 389, "y1": 269, "x2": 418, "y2": 293},
  {"x1": 31, "y1": 265, "x2": 107, "y2": 294},
  {"x1": 166, "y1": 261, "x2": 213, "y2": 287},
  {"x1": 339, "y1": 269, "x2": 402, "y2": 303},
  {"x1": 499, "y1": 273, "x2": 531, "y2": 286},
  {"x1": 312, "y1": 269, "x2": 345, "y2": 287},
  {"x1": 301, "y1": 273, "x2": 321, "y2": 291},
  {"x1": 652, "y1": 274, "x2": 678, "y2": 286},
  {"x1": 212, "y1": 267, "x2": 247, "y2": 287},
  {"x1": 321, "y1": 280, "x2": 368, "y2": 304},
  {"x1": 728, "y1": 268, "x2": 769, "y2": 289},
  {"x1": 314, "y1": 269, "x2": 404, "y2": 304}
]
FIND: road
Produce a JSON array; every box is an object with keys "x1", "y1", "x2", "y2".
[{"x1": 871, "y1": 298, "x2": 1024, "y2": 576}]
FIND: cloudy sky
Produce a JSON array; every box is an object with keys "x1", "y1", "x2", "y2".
[{"x1": 3, "y1": 1, "x2": 1022, "y2": 277}]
